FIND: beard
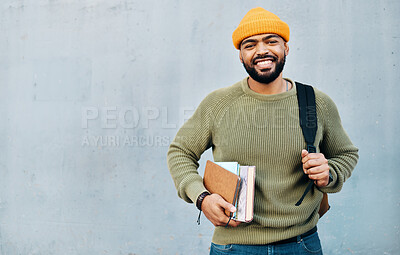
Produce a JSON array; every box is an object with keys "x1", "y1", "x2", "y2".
[{"x1": 243, "y1": 53, "x2": 286, "y2": 84}]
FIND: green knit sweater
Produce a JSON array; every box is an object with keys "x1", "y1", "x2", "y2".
[{"x1": 167, "y1": 78, "x2": 359, "y2": 245}]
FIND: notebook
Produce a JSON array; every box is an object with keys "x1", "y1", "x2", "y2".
[{"x1": 203, "y1": 160, "x2": 255, "y2": 222}]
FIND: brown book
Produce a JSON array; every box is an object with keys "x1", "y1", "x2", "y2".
[
  {"x1": 203, "y1": 160, "x2": 241, "y2": 217},
  {"x1": 318, "y1": 193, "x2": 330, "y2": 217}
]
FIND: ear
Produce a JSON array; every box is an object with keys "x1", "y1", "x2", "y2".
[
  {"x1": 239, "y1": 51, "x2": 243, "y2": 63},
  {"x1": 284, "y1": 42, "x2": 289, "y2": 56}
]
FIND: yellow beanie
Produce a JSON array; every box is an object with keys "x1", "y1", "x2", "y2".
[{"x1": 232, "y1": 7, "x2": 290, "y2": 49}]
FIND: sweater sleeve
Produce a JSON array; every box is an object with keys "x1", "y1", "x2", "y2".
[
  {"x1": 317, "y1": 93, "x2": 359, "y2": 193},
  {"x1": 167, "y1": 95, "x2": 215, "y2": 204}
]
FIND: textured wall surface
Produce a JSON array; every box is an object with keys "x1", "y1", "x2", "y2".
[{"x1": 0, "y1": 0, "x2": 399, "y2": 254}]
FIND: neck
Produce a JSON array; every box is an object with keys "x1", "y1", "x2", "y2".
[{"x1": 247, "y1": 74, "x2": 288, "y2": 95}]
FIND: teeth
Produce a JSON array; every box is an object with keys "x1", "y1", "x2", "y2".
[{"x1": 257, "y1": 60, "x2": 272, "y2": 65}]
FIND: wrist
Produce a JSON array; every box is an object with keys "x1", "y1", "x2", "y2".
[{"x1": 196, "y1": 191, "x2": 210, "y2": 211}]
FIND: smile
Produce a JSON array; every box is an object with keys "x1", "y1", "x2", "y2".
[
  {"x1": 252, "y1": 54, "x2": 278, "y2": 69},
  {"x1": 256, "y1": 60, "x2": 272, "y2": 65},
  {"x1": 255, "y1": 59, "x2": 274, "y2": 69}
]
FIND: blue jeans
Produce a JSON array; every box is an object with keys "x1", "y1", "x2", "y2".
[{"x1": 210, "y1": 231, "x2": 323, "y2": 255}]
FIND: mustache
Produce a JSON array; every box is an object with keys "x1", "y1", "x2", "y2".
[{"x1": 252, "y1": 54, "x2": 277, "y2": 64}]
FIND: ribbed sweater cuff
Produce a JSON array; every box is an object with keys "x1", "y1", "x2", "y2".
[{"x1": 185, "y1": 180, "x2": 208, "y2": 205}]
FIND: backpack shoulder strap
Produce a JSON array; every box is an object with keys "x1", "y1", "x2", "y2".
[
  {"x1": 296, "y1": 82, "x2": 317, "y2": 152},
  {"x1": 295, "y1": 82, "x2": 318, "y2": 206}
]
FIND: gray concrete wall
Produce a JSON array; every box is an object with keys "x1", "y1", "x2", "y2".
[{"x1": 0, "y1": 0, "x2": 399, "y2": 254}]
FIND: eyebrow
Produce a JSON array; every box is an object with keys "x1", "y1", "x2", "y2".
[{"x1": 241, "y1": 35, "x2": 281, "y2": 46}]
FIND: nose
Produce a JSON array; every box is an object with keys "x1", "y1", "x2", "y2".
[{"x1": 255, "y1": 42, "x2": 269, "y2": 55}]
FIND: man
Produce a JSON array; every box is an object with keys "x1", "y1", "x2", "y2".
[{"x1": 167, "y1": 7, "x2": 358, "y2": 254}]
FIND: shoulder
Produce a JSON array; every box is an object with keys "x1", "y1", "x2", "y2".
[
  {"x1": 198, "y1": 79, "x2": 246, "y2": 109},
  {"x1": 313, "y1": 87, "x2": 339, "y2": 112},
  {"x1": 311, "y1": 87, "x2": 342, "y2": 126},
  {"x1": 294, "y1": 81, "x2": 338, "y2": 112}
]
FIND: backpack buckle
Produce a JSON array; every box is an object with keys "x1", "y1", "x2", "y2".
[{"x1": 307, "y1": 145, "x2": 316, "y2": 153}]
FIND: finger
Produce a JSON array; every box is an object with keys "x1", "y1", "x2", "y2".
[
  {"x1": 208, "y1": 194, "x2": 235, "y2": 211},
  {"x1": 208, "y1": 209, "x2": 232, "y2": 227},
  {"x1": 308, "y1": 171, "x2": 328, "y2": 181},
  {"x1": 301, "y1": 149, "x2": 308, "y2": 159},
  {"x1": 219, "y1": 199, "x2": 236, "y2": 214},
  {"x1": 302, "y1": 150, "x2": 314, "y2": 163},
  {"x1": 214, "y1": 215, "x2": 232, "y2": 226},
  {"x1": 214, "y1": 200, "x2": 239, "y2": 227},
  {"x1": 304, "y1": 152, "x2": 326, "y2": 161},
  {"x1": 215, "y1": 213, "x2": 241, "y2": 227},
  {"x1": 305, "y1": 164, "x2": 330, "y2": 175},
  {"x1": 212, "y1": 211, "x2": 236, "y2": 227},
  {"x1": 227, "y1": 219, "x2": 241, "y2": 227},
  {"x1": 303, "y1": 158, "x2": 324, "y2": 172},
  {"x1": 303, "y1": 157, "x2": 328, "y2": 170},
  {"x1": 314, "y1": 176, "x2": 330, "y2": 187},
  {"x1": 303, "y1": 158, "x2": 321, "y2": 170},
  {"x1": 307, "y1": 166, "x2": 329, "y2": 183}
]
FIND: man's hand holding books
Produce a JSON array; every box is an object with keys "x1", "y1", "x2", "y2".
[{"x1": 202, "y1": 193, "x2": 241, "y2": 227}]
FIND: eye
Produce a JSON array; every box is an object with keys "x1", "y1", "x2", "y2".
[
  {"x1": 244, "y1": 44, "x2": 255, "y2": 49},
  {"x1": 268, "y1": 40, "x2": 278, "y2": 44}
]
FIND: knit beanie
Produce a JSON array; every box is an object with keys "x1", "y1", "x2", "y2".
[{"x1": 232, "y1": 7, "x2": 290, "y2": 49}]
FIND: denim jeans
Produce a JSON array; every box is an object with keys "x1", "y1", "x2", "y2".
[{"x1": 210, "y1": 231, "x2": 323, "y2": 255}]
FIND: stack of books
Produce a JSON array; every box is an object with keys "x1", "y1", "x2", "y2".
[{"x1": 203, "y1": 160, "x2": 256, "y2": 222}]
